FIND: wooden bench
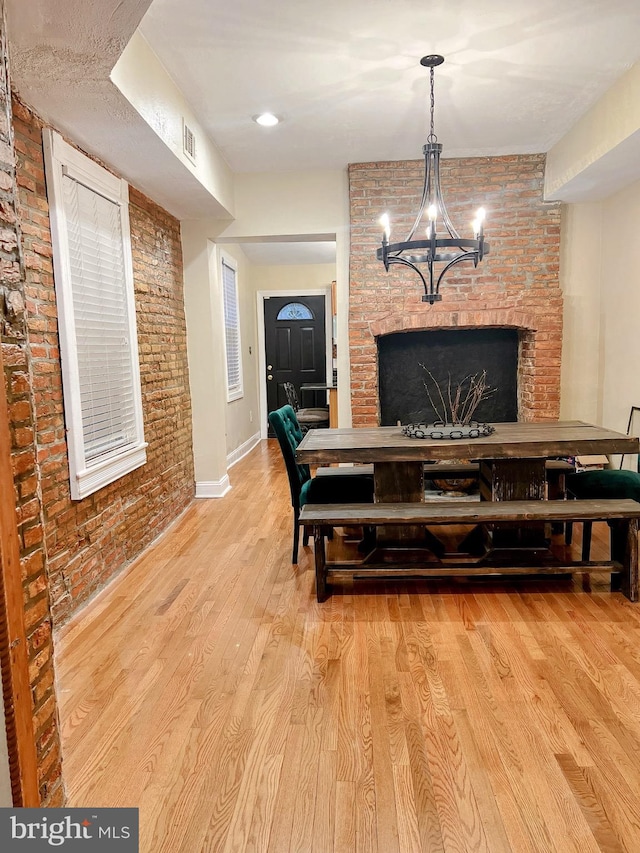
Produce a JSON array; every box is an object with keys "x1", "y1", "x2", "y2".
[{"x1": 299, "y1": 498, "x2": 640, "y2": 602}]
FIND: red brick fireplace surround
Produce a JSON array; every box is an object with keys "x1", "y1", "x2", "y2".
[{"x1": 348, "y1": 154, "x2": 563, "y2": 427}]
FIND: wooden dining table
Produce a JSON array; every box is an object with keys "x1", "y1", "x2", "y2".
[
  {"x1": 296, "y1": 420, "x2": 638, "y2": 500},
  {"x1": 296, "y1": 420, "x2": 640, "y2": 557}
]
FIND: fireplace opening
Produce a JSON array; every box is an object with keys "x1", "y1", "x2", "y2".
[{"x1": 378, "y1": 329, "x2": 519, "y2": 426}]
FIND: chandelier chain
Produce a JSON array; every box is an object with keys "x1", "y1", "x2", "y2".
[{"x1": 428, "y1": 66, "x2": 436, "y2": 143}]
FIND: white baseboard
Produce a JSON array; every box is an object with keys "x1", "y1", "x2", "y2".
[
  {"x1": 195, "y1": 433, "x2": 261, "y2": 498},
  {"x1": 227, "y1": 431, "x2": 261, "y2": 469},
  {"x1": 195, "y1": 476, "x2": 231, "y2": 499}
]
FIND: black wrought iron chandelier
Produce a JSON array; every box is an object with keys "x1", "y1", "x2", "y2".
[{"x1": 377, "y1": 55, "x2": 489, "y2": 304}]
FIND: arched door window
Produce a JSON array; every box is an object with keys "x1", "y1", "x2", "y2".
[{"x1": 276, "y1": 302, "x2": 314, "y2": 321}]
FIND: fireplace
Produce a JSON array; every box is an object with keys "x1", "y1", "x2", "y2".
[
  {"x1": 348, "y1": 154, "x2": 563, "y2": 426},
  {"x1": 378, "y1": 329, "x2": 518, "y2": 426}
]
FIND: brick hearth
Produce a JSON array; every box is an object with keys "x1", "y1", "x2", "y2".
[{"x1": 348, "y1": 154, "x2": 563, "y2": 427}]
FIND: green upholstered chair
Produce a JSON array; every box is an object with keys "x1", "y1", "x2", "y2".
[
  {"x1": 566, "y1": 469, "x2": 640, "y2": 559},
  {"x1": 268, "y1": 404, "x2": 374, "y2": 563}
]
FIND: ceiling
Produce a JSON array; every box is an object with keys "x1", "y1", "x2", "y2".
[
  {"x1": 6, "y1": 0, "x2": 640, "y2": 265},
  {"x1": 138, "y1": 0, "x2": 640, "y2": 172}
]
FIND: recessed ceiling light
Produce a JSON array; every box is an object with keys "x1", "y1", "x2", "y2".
[{"x1": 254, "y1": 113, "x2": 280, "y2": 127}]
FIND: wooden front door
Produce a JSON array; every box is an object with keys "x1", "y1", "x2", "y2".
[{"x1": 264, "y1": 295, "x2": 327, "y2": 432}]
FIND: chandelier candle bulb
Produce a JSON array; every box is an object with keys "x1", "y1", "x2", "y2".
[
  {"x1": 380, "y1": 213, "x2": 391, "y2": 241},
  {"x1": 472, "y1": 215, "x2": 484, "y2": 237}
]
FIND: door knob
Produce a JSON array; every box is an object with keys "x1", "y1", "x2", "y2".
[
  {"x1": 268, "y1": 364, "x2": 273, "y2": 370},
  {"x1": 268, "y1": 374, "x2": 273, "y2": 380}
]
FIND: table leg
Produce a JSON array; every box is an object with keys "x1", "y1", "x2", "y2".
[
  {"x1": 373, "y1": 461, "x2": 443, "y2": 555},
  {"x1": 480, "y1": 458, "x2": 548, "y2": 550}
]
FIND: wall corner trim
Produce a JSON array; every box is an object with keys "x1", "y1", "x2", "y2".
[{"x1": 195, "y1": 476, "x2": 232, "y2": 499}]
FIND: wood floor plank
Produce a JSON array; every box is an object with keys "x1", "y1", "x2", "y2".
[
  {"x1": 353, "y1": 625, "x2": 377, "y2": 853},
  {"x1": 555, "y1": 754, "x2": 626, "y2": 853},
  {"x1": 454, "y1": 632, "x2": 576, "y2": 853},
  {"x1": 311, "y1": 749, "x2": 337, "y2": 853},
  {"x1": 368, "y1": 624, "x2": 400, "y2": 853},
  {"x1": 288, "y1": 707, "x2": 324, "y2": 853},
  {"x1": 55, "y1": 440, "x2": 640, "y2": 852},
  {"x1": 451, "y1": 708, "x2": 514, "y2": 853},
  {"x1": 392, "y1": 763, "x2": 421, "y2": 853},
  {"x1": 396, "y1": 671, "x2": 445, "y2": 853}
]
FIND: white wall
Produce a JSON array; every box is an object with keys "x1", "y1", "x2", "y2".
[
  {"x1": 224, "y1": 171, "x2": 348, "y2": 240},
  {"x1": 599, "y1": 178, "x2": 640, "y2": 436},
  {"x1": 248, "y1": 263, "x2": 336, "y2": 293},
  {"x1": 552, "y1": 60, "x2": 640, "y2": 450},
  {"x1": 182, "y1": 220, "x2": 231, "y2": 497},
  {"x1": 559, "y1": 202, "x2": 603, "y2": 423},
  {"x1": 560, "y1": 176, "x2": 640, "y2": 463},
  {"x1": 111, "y1": 29, "x2": 235, "y2": 218},
  {"x1": 545, "y1": 61, "x2": 640, "y2": 203}
]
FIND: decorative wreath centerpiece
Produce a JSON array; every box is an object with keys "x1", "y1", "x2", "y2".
[
  {"x1": 403, "y1": 421, "x2": 494, "y2": 439},
  {"x1": 402, "y1": 366, "x2": 497, "y2": 440}
]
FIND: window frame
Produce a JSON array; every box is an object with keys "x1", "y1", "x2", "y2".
[
  {"x1": 220, "y1": 251, "x2": 244, "y2": 402},
  {"x1": 43, "y1": 129, "x2": 147, "y2": 500}
]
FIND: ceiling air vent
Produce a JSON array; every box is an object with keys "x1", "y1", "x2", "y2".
[{"x1": 183, "y1": 120, "x2": 196, "y2": 164}]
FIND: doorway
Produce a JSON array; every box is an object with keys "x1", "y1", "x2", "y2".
[{"x1": 259, "y1": 291, "x2": 331, "y2": 437}]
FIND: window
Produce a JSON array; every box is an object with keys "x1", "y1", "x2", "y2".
[
  {"x1": 43, "y1": 130, "x2": 146, "y2": 500},
  {"x1": 276, "y1": 302, "x2": 314, "y2": 321},
  {"x1": 221, "y1": 253, "x2": 243, "y2": 401}
]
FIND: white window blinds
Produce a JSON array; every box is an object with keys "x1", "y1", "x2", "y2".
[
  {"x1": 221, "y1": 255, "x2": 243, "y2": 400},
  {"x1": 62, "y1": 176, "x2": 138, "y2": 461},
  {"x1": 43, "y1": 129, "x2": 147, "y2": 500}
]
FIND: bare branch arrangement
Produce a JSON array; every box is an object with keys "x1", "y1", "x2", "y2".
[{"x1": 420, "y1": 365, "x2": 497, "y2": 425}]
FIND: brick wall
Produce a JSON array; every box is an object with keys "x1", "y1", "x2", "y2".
[
  {"x1": 1, "y1": 9, "x2": 63, "y2": 805},
  {"x1": 12, "y1": 99, "x2": 195, "y2": 625},
  {"x1": 349, "y1": 155, "x2": 563, "y2": 426}
]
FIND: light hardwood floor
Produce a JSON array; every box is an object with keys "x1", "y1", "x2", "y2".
[{"x1": 56, "y1": 440, "x2": 640, "y2": 852}]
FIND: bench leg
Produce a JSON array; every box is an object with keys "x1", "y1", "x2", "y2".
[
  {"x1": 304, "y1": 524, "x2": 331, "y2": 549},
  {"x1": 582, "y1": 521, "x2": 593, "y2": 561},
  {"x1": 610, "y1": 520, "x2": 623, "y2": 591},
  {"x1": 565, "y1": 520, "x2": 573, "y2": 545},
  {"x1": 314, "y1": 525, "x2": 329, "y2": 603},
  {"x1": 548, "y1": 470, "x2": 568, "y2": 535},
  {"x1": 620, "y1": 518, "x2": 639, "y2": 601}
]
